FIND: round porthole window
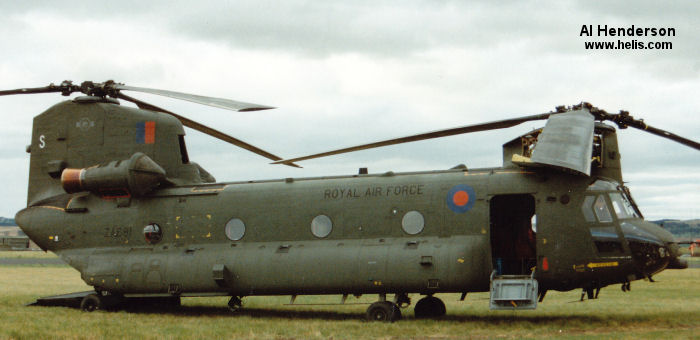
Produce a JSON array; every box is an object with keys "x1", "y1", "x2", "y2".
[
  {"x1": 402, "y1": 211, "x2": 425, "y2": 235},
  {"x1": 311, "y1": 215, "x2": 333, "y2": 238},
  {"x1": 225, "y1": 218, "x2": 246, "y2": 241},
  {"x1": 143, "y1": 223, "x2": 162, "y2": 244}
]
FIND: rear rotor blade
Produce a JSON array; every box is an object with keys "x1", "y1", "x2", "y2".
[
  {"x1": 117, "y1": 93, "x2": 300, "y2": 168},
  {"x1": 115, "y1": 84, "x2": 275, "y2": 112},
  {"x1": 273, "y1": 112, "x2": 554, "y2": 165},
  {"x1": 0, "y1": 81, "x2": 79, "y2": 97},
  {"x1": 0, "y1": 86, "x2": 61, "y2": 96}
]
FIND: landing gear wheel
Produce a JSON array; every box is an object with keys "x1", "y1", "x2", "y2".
[
  {"x1": 366, "y1": 301, "x2": 402, "y2": 322},
  {"x1": 228, "y1": 296, "x2": 243, "y2": 312},
  {"x1": 414, "y1": 296, "x2": 446, "y2": 318},
  {"x1": 80, "y1": 294, "x2": 102, "y2": 312}
]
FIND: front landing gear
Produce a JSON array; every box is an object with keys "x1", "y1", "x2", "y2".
[
  {"x1": 228, "y1": 296, "x2": 243, "y2": 312},
  {"x1": 414, "y1": 296, "x2": 446, "y2": 318},
  {"x1": 366, "y1": 301, "x2": 402, "y2": 322}
]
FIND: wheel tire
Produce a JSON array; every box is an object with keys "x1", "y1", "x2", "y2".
[
  {"x1": 366, "y1": 301, "x2": 401, "y2": 322},
  {"x1": 414, "y1": 296, "x2": 446, "y2": 318},
  {"x1": 80, "y1": 294, "x2": 102, "y2": 312}
]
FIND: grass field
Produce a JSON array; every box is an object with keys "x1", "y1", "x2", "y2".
[
  {"x1": 1, "y1": 261, "x2": 699, "y2": 339},
  {"x1": 0, "y1": 250, "x2": 60, "y2": 259}
]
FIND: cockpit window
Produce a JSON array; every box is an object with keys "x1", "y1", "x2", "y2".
[
  {"x1": 581, "y1": 196, "x2": 596, "y2": 222},
  {"x1": 593, "y1": 195, "x2": 613, "y2": 223},
  {"x1": 609, "y1": 193, "x2": 633, "y2": 219},
  {"x1": 617, "y1": 187, "x2": 641, "y2": 218},
  {"x1": 583, "y1": 180, "x2": 641, "y2": 222}
]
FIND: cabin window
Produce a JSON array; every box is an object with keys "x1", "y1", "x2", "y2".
[
  {"x1": 593, "y1": 195, "x2": 613, "y2": 223},
  {"x1": 225, "y1": 218, "x2": 246, "y2": 241},
  {"x1": 311, "y1": 215, "x2": 333, "y2": 238},
  {"x1": 581, "y1": 196, "x2": 596, "y2": 222},
  {"x1": 143, "y1": 223, "x2": 162, "y2": 244},
  {"x1": 401, "y1": 211, "x2": 425, "y2": 235}
]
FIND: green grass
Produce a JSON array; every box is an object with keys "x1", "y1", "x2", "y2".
[
  {"x1": 0, "y1": 266, "x2": 698, "y2": 339},
  {"x1": 0, "y1": 251, "x2": 59, "y2": 259}
]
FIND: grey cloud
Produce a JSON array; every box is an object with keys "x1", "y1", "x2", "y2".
[{"x1": 3, "y1": 1, "x2": 698, "y2": 80}]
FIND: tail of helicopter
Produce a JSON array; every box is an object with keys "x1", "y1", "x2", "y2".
[
  {"x1": 11, "y1": 80, "x2": 292, "y2": 208},
  {"x1": 11, "y1": 81, "x2": 293, "y2": 254},
  {"x1": 24, "y1": 97, "x2": 205, "y2": 207}
]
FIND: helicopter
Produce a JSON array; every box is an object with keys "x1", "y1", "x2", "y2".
[{"x1": 2, "y1": 80, "x2": 695, "y2": 321}]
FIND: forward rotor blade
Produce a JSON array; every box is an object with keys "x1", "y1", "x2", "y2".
[
  {"x1": 627, "y1": 122, "x2": 700, "y2": 151},
  {"x1": 273, "y1": 112, "x2": 554, "y2": 165},
  {"x1": 117, "y1": 93, "x2": 300, "y2": 168},
  {"x1": 115, "y1": 84, "x2": 275, "y2": 112}
]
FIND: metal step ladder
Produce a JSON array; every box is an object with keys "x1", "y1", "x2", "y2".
[{"x1": 489, "y1": 270, "x2": 538, "y2": 310}]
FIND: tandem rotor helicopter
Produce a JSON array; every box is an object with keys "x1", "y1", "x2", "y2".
[{"x1": 2, "y1": 80, "x2": 697, "y2": 321}]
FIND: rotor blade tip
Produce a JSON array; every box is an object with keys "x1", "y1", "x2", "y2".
[
  {"x1": 271, "y1": 160, "x2": 302, "y2": 168},
  {"x1": 239, "y1": 106, "x2": 276, "y2": 112}
]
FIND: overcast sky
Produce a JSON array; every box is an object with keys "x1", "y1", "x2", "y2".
[{"x1": 0, "y1": 1, "x2": 698, "y2": 220}]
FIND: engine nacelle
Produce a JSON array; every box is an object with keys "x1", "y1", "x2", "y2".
[{"x1": 61, "y1": 152, "x2": 166, "y2": 197}]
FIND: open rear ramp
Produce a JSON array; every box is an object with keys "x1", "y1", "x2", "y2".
[{"x1": 27, "y1": 291, "x2": 95, "y2": 308}]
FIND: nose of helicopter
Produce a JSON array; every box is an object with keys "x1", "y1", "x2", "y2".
[{"x1": 621, "y1": 220, "x2": 683, "y2": 277}]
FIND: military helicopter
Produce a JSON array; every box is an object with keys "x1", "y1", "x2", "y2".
[{"x1": 2, "y1": 80, "x2": 695, "y2": 321}]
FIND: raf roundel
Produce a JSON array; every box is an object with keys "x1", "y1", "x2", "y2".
[{"x1": 446, "y1": 184, "x2": 476, "y2": 213}]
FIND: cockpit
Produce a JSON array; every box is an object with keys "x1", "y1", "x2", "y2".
[
  {"x1": 582, "y1": 179, "x2": 679, "y2": 278},
  {"x1": 582, "y1": 180, "x2": 641, "y2": 224}
]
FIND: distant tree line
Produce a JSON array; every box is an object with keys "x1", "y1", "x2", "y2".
[
  {"x1": 652, "y1": 219, "x2": 700, "y2": 240},
  {"x1": 0, "y1": 217, "x2": 16, "y2": 226}
]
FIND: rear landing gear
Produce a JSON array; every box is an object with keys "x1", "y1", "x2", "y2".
[
  {"x1": 414, "y1": 296, "x2": 446, "y2": 318},
  {"x1": 79, "y1": 292, "x2": 122, "y2": 312},
  {"x1": 366, "y1": 301, "x2": 402, "y2": 322}
]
